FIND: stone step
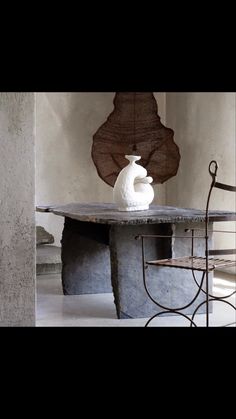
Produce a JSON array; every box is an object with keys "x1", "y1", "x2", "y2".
[
  {"x1": 36, "y1": 226, "x2": 54, "y2": 245},
  {"x1": 37, "y1": 245, "x2": 62, "y2": 275}
]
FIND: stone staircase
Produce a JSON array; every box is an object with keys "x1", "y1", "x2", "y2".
[
  {"x1": 36, "y1": 226, "x2": 62, "y2": 276},
  {"x1": 37, "y1": 245, "x2": 62, "y2": 275}
]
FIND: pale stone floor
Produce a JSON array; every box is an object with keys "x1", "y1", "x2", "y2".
[{"x1": 36, "y1": 272, "x2": 236, "y2": 327}]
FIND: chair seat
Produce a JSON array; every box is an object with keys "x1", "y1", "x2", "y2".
[{"x1": 147, "y1": 256, "x2": 236, "y2": 272}]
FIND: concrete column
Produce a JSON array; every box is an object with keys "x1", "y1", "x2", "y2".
[{"x1": 0, "y1": 93, "x2": 36, "y2": 326}]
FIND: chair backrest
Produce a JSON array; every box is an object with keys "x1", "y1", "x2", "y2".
[{"x1": 205, "y1": 160, "x2": 236, "y2": 257}]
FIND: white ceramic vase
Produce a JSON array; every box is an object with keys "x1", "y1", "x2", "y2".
[{"x1": 113, "y1": 155, "x2": 155, "y2": 211}]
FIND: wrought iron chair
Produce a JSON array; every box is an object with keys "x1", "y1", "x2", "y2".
[{"x1": 136, "y1": 160, "x2": 236, "y2": 327}]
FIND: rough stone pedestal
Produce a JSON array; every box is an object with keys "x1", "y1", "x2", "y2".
[{"x1": 61, "y1": 218, "x2": 112, "y2": 294}]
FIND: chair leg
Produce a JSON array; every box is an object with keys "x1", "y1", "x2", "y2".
[{"x1": 206, "y1": 271, "x2": 209, "y2": 327}]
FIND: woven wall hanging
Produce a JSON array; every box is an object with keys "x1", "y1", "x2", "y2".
[{"x1": 92, "y1": 92, "x2": 180, "y2": 187}]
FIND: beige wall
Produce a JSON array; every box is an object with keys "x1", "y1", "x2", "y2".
[
  {"x1": 36, "y1": 93, "x2": 166, "y2": 245},
  {"x1": 166, "y1": 92, "x2": 236, "y2": 263}
]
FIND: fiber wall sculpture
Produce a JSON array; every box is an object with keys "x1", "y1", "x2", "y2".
[{"x1": 92, "y1": 92, "x2": 180, "y2": 187}]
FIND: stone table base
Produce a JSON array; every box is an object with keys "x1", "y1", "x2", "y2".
[
  {"x1": 61, "y1": 217, "x2": 212, "y2": 319},
  {"x1": 36, "y1": 203, "x2": 235, "y2": 319}
]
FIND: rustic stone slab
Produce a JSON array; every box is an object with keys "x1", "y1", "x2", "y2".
[{"x1": 36, "y1": 203, "x2": 236, "y2": 225}]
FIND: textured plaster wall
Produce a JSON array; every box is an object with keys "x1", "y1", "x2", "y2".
[
  {"x1": 0, "y1": 93, "x2": 35, "y2": 326},
  {"x1": 36, "y1": 93, "x2": 166, "y2": 246},
  {"x1": 166, "y1": 92, "x2": 236, "y2": 260}
]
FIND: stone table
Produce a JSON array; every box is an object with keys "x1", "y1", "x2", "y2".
[{"x1": 37, "y1": 203, "x2": 236, "y2": 319}]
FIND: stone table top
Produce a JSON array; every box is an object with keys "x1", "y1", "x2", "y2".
[{"x1": 36, "y1": 203, "x2": 236, "y2": 225}]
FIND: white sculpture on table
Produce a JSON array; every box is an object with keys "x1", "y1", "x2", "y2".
[{"x1": 113, "y1": 155, "x2": 155, "y2": 211}]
